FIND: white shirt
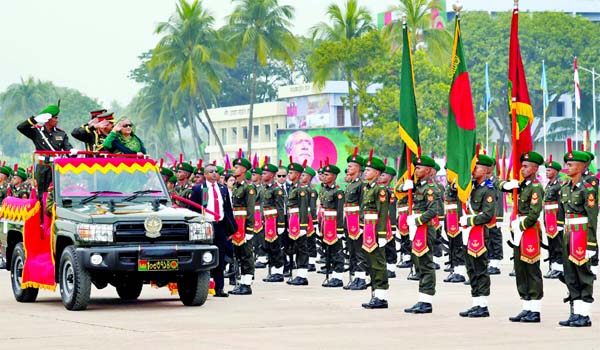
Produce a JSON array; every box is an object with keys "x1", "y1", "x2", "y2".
[{"x1": 205, "y1": 180, "x2": 224, "y2": 223}]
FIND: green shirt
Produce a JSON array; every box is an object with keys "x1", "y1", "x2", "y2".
[
  {"x1": 232, "y1": 180, "x2": 256, "y2": 233},
  {"x1": 465, "y1": 179, "x2": 496, "y2": 227},
  {"x1": 559, "y1": 178, "x2": 598, "y2": 246}
]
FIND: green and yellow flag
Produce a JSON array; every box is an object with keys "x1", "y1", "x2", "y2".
[{"x1": 446, "y1": 13, "x2": 476, "y2": 203}]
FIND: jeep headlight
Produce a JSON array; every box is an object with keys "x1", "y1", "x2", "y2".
[
  {"x1": 189, "y1": 222, "x2": 213, "y2": 241},
  {"x1": 77, "y1": 224, "x2": 114, "y2": 242}
]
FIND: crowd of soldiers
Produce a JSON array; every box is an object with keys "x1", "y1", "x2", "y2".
[{"x1": 2, "y1": 104, "x2": 598, "y2": 328}]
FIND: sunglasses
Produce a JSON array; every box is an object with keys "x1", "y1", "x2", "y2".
[
  {"x1": 122, "y1": 124, "x2": 132, "y2": 128},
  {"x1": 277, "y1": 174, "x2": 287, "y2": 178},
  {"x1": 206, "y1": 169, "x2": 217, "y2": 174}
]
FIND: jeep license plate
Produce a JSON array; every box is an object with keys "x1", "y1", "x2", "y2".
[{"x1": 138, "y1": 258, "x2": 179, "y2": 271}]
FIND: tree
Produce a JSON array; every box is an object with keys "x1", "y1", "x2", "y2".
[{"x1": 226, "y1": 0, "x2": 299, "y2": 155}]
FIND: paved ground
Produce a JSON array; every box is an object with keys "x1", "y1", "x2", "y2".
[{"x1": 0, "y1": 255, "x2": 598, "y2": 350}]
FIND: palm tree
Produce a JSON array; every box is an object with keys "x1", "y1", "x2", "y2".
[
  {"x1": 149, "y1": 0, "x2": 228, "y2": 158},
  {"x1": 309, "y1": 0, "x2": 374, "y2": 121},
  {"x1": 0, "y1": 77, "x2": 56, "y2": 117},
  {"x1": 226, "y1": 0, "x2": 298, "y2": 155},
  {"x1": 383, "y1": 0, "x2": 452, "y2": 66}
]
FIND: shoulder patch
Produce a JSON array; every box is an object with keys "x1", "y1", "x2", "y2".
[
  {"x1": 486, "y1": 195, "x2": 493, "y2": 203},
  {"x1": 379, "y1": 189, "x2": 386, "y2": 196},
  {"x1": 337, "y1": 193, "x2": 344, "y2": 199},
  {"x1": 531, "y1": 192, "x2": 539, "y2": 204},
  {"x1": 300, "y1": 191, "x2": 306, "y2": 196},
  {"x1": 588, "y1": 193, "x2": 595, "y2": 207},
  {"x1": 311, "y1": 192, "x2": 316, "y2": 197},
  {"x1": 249, "y1": 189, "x2": 255, "y2": 195},
  {"x1": 427, "y1": 189, "x2": 434, "y2": 195},
  {"x1": 277, "y1": 190, "x2": 283, "y2": 195}
]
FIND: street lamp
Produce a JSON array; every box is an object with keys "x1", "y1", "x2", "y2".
[{"x1": 578, "y1": 65, "x2": 600, "y2": 168}]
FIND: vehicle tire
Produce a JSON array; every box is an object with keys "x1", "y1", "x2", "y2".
[
  {"x1": 59, "y1": 246, "x2": 91, "y2": 311},
  {"x1": 116, "y1": 278, "x2": 143, "y2": 301},
  {"x1": 10, "y1": 243, "x2": 39, "y2": 303},
  {"x1": 178, "y1": 271, "x2": 210, "y2": 306}
]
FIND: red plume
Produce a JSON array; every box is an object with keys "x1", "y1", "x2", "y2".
[
  {"x1": 549, "y1": 154, "x2": 553, "y2": 163},
  {"x1": 384, "y1": 158, "x2": 388, "y2": 166},
  {"x1": 567, "y1": 138, "x2": 572, "y2": 153},
  {"x1": 325, "y1": 157, "x2": 330, "y2": 166},
  {"x1": 417, "y1": 146, "x2": 422, "y2": 158},
  {"x1": 353, "y1": 146, "x2": 358, "y2": 160},
  {"x1": 212, "y1": 159, "x2": 217, "y2": 166},
  {"x1": 238, "y1": 148, "x2": 242, "y2": 159},
  {"x1": 14, "y1": 164, "x2": 18, "y2": 173},
  {"x1": 179, "y1": 153, "x2": 183, "y2": 165},
  {"x1": 302, "y1": 159, "x2": 307, "y2": 168},
  {"x1": 159, "y1": 158, "x2": 164, "y2": 168},
  {"x1": 289, "y1": 155, "x2": 293, "y2": 165},
  {"x1": 1, "y1": 161, "x2": 5, "y2": 167},
  {"x1": 319, "y1": 160, "x2": 323, "y2": 168},
  {"x1": 197, "y1": 159, "x2": 203, "y2": 169},
  {"x1": 279, "y1": 159, "x2": 283, "y2": 167},
  {"x1": 475, "y1": 144, "x2": 481, "y2": 161},
  {"x1": 368, "y1": 149, "x2": 374, "y2": 162}
]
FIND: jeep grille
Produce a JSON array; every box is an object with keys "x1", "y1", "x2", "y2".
[{"x1": 114, "y1": 221, "x2": 189, "y2": 242}]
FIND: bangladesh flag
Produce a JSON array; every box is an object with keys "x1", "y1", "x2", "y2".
[
  {"x1": 446, "y1": 14, "x2": 476, "y2": 203},
  {"x1": 397, "y1": 20, "x2": 420, "y2": 184},
  {"x1": 508, "y1": 5, "x2": 534, "y2": 178}
]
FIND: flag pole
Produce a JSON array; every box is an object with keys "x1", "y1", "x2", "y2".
[
  {"x1": 542, "y1": 60, "x2": 547, "y2": 159},
  {"x1": 575, "y1": 102, "x2": 579, "y2": 150},
  {"x1": 406, "y1": 145, "x2": 413, "y2": 214},
  {"x1": 511, "y1": 97, "x2": 518, "y2": 221}
]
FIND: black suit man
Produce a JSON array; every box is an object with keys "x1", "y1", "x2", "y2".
[{"x1": 189, "y1": 163, "x2": 236, "y2": 298}]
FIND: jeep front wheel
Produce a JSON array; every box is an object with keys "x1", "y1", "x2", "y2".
[
  {"x1": 11, "y1": 243, "x2": 39, "y2": 303},
  {"x1": 178, "y1": 271, "x2": 210, "y2": 306},
  {"x1": 59, "y1": 246, "x2": 91, "y2": 310}
]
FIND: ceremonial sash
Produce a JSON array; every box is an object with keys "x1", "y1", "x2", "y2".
[
  {"x1": 467, "y1": 225, "x2": 487, "y2": 257},
  {"x1": 288, "y1": 207, "x2": 301, "y2": 240},
  {"x1": 307, "y1": 213, "x2": 315, "y2": 237},
  {"x1": 362, "y1": 212, "x2": 378, "y2": 253},
  {"x1": 322, "y1": 210, "x2": 338, "y2": 245},
  {"x1": 231, "y1": 208, "x2": 247, "y2": 246},
  {"x1": 412, "y1": 224, "x2": 429, "y2": 257},
  {"x1": 432, "y1": 215, "x2": 441, "y2": 230},
  {"x1": 445, "y1": 201, "x2": 460, "y2": 238},
  {"x1": 253, "y1": 205, "x2": 263, "y2": 233},
  {"x1": 386, "y1": 217, "x2": 393, "y2": 241},
  {"x1": 344, "y1": 204, "x2": 361, "y2": 240},
  {"x1": 397, "y1": 205, "x2": 409, "y2": 236},
  {"x1": 520, "y1": 222, "x2": 541, "y2": 264},
  {"x1": 566, "y1": 215, "x2": 588, "y2": 266},
  {"x1": 263, "y1": 208, "x2": 278, "y2": 243},
  {"x1": 544, "y1": 202, "x2": 559, "y2": 238}
]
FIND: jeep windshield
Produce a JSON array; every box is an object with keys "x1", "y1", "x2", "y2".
[{"x1": 53, "y1": 157, "x2": 168, "y2": 202}]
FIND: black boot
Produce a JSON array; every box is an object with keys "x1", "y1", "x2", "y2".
[
  {"x1": 321, "y1": 278, "x2": 343, "y2": 288},
  {"x1": 361, "y1": 297, "x2": 388, "y2": 309},
  {"x1": 286, "y1": 276, "x2": 309, "y2": 286},
  {"x1": 520, "y1": 311, "x2": 540, "y2": 323},
  {"x1": 509, "y1": 310, "x2": 529, "y2": 322},
  {"x1": 469, "y1": 306, "x2": 490, "y2": 318},
  {"x1": 397, "y1": 261, "x2": 412, "y2": 269},
  {"x1": 229, "y1": 284, "x2": 252, "y2": 295},
  {"x1": 459, "y1": 306, "x2": 479, "y2": 317},
  {"x1": 262, "y1": 274, "x2": 284, "y2": 282},
  {"x1": 347, "y1": 278, "x2": 367, "y2": 290},
  {"x1": 569, "y1": 315, "x2": 592, "y2": 327},
  {"x1": 404, "y1": 302, "x2": 432, "y2": 314}
]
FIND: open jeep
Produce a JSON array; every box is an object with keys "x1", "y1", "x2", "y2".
[{"x1": 0, "y1": 153, "x2": 216, "y2": 310}]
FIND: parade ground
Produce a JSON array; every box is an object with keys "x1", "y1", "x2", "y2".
[{"x1": 0, "y1": 256, "x2": 598, "y2": 349}]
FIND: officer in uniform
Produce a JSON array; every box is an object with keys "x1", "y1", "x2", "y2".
[
  {"x1": 71, "y1": 110, "x2": 114, "y2": 152},
  {"x1": 302, "y1": 166, "x2": 319, "y2": 272},
  {"x1": 443, "y1": 181, "x2": 467, "y2": 283},
  {"x1": 228, "y1": 154, "x2": 257, "y2": 295},
  {"x1": 360, "y1": 155, "x2": 390, "y2": 309},
  {"x1": 173, "y1": 162, "x2": 194, "y2": 205},
  {"x1": 582, "y1": 151, "x2": 598, "y2": 278},
  {"x1": 10, "y1": 168, "x2": 30, "y2": 199},
  {"x1": 320, "y1": 162, "x2": 346, "y2": 287},
  {"x1": 286, "y1": 159, "x2": 311, "y2": 285},
  {"x1": 379, "y1": 164, "x2": 398, "y2": 279},
  {"x1": 557, "y1": 150, "x2": 596, "y2": 327},
  {"x1": 502, "y1": 151, "x2": 544, "y2": 323},
  {"x1": 431, "y1": 163, "x2": 445, "y2": 270},
  {"x1": 458, "y1": 154, "x2": 496, "y2": 318},
  {"x1": 0, "y1": 166, "x2": 13, "y2": 203},
  {"x1": 487, "y1": 163, "x2": 505, "y2": 275},
  {"x1": 343, "y1": 150, "x2": 367, "y2": 290},
  {"x1": 543, "y1": 158, "x2": 564, "y2": 279},
  {"x1": 394, "y1": 187, "x2": 413, "y2": 271},
  {"x1": 251, "y1": 166, "x2": 268, "y2": 268},
  {"x1": 17, "y1": 104, "x2": 75, "y2": 197},
  {"x1": 402, "y1": 155, "x2": 443, "y2": 314},
  {"x1": 258, "y1": 160, "x2": 286, "y2": 282}
]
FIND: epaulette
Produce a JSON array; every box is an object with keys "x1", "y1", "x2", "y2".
[
  {"x1": 532, "y1": 179, "x2": 542, "y2": 187},
  {"x1": 485, "y1": 179, "x2": 494, "y2": 189},
  {"x1": 585, "y1": 183, "x2": 594, "y2": 191}
]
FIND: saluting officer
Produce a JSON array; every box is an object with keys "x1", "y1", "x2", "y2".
[
  {"x1": 543, "y1": 157, "x2": 564, "y2": 279},
  {"x1": 558, "y1": 150, "x2": 597, "y2": 327},
  {"x1": 360, "y1": 154, "x2": 390, "y2": 309},
  {"x1": 458, "y1": 154, "x2": 496, "y2": 318},
  {"x1": 501, "y1": 151, "x2": 545, "y2": 323},
  {"x1": 402, "y1": 155, "x2": 443, "y2": 314},
  {"x1": 229, "y1": 154, "x2": 257, "y2": 295},
  {"x1": 71, "y1": 110, "x2": 114, "y2": 152}
]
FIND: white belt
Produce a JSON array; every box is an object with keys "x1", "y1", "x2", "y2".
[
  {"x1": 324, "y1": 210, "x2": 337, "y2": 217},
  {"x1": 288, "y1": 208, "x2": 299, "y2": 214},
  {"x1": 344, "y1": 206, "x2": 359, "y2": 212},
  {"x1": 565, "y1": 217, "x2": 588, "y2": 225},
  {"x1": 254, "y1": 205, "x2": 261, "y2": 211},
  {"x1": 445, "y1": 203, "x2": 458, "y2": 210},
  {"x1": 37, "y1": 155, "x2": 55, "y2": 162},
  {"x1": 544, "y1": 204, "x2": 559, "y2": 210},
  {"x1": 264, "y1": 209, "x2": 277, "y2": 215},
  {"x1": 398, "y1": 207, "x2": 408, "y2": 212},
  {"x1": 233, "y1": 210, "x2": 247, "y2": 216},
  {"x1": 364, "y1": 213, "x2": 378, "y2": 220}
]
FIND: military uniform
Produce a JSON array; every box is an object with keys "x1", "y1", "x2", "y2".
[
  {"x1": 443, "y1": 183, "x2": 467, "y2": 282},
  {"x1": 320, "y1": 171, "x2": 346, "y2": 287},
  {"x1": 487, "y1": 174, "x2": 504, "y2": 274},
  {"x1": 543, "y1": 162, "x2": 564, "y2": 278},
  {"x1": 71, "y1": 111, "x2": 114, "y2": 152},
  {"x1": 229, "y1": 177, "x2": 257, "y2": 295},
  {"x1": 384, "y1": 184, "x2": 398, "y2": 276},
  {"x1": 286, "y1": 178, "x2": 311, "y2": 285},
  {"x1": 582, "y1": 165, "x2": 599, "y2": 276},
  {"x1": 307, "y1": 185, "x2": 319, "y2": 269},
  {"x1": 344, "y1": 176, "x2": 367, "y2": 289},
  {"x1": 258, "y1": 164, "x2": 286, "y2": 282},
  {"x1": 394, "y1": 191, "x2": 412, "y2": 269}
]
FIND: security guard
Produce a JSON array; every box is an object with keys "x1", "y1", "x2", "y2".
[
  {"x1": 71, "y1": 110, "x2": 114, "y2": 152},
  {"x1": 403, "y1": 155, "x2": 443, "y2": 314},
  {"x1": 502, "y1": 151, "x2": 545, "y2": 323},
  {"x1": 229, "y1": 155, "x2": 257, "y2": 295},
  {"x1": 360, "y1": 154, "x2": 390, "y2": 309},
  {"x1": 458, "y1": 154, "x2": 496, "y2": 318},
  {"x1": 558, "y1": 150, "x2": 597, "y2": 327},
  {"x1": 286, "y1": 159, "x2": 310, "y2": 285},
  {"x1": 543, "y1": 158, "x2": 564, "y2": 279},
  {"x1": 320, "y1": 162, "x2": 346, "y2": 287}
]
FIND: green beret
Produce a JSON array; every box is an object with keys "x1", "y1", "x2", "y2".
[
  {"x1": 477, "y1": 154, "x2": 495, "y2": 167},
  {"x1": 194, "y1": 166, "x2": 204, "y2": 175},
  {"x1": 545, "y1": 161, "x2": 562, "y2": 171},
  {"x1": 346, "y1": 154, "x2": 365, "y2": 166},
  {"x1": 564, "y1": 150, "x2": 590, "y2": 163},
  {"x1": 365, "y1": 156, "x2": 385, "y2": 172},
  {"x1": 287, "y1": 162, "x2": 304, "y2": 173},
  {"x1": 216, "y1": 166, "x2": 225, "y2": 176},
  {"x1": 384, "y1": 166, "x2": 397, "y2": 176},
  {"x1": 40, "y1": 105, "x2": 60, "y2": 117},
  {"x1": 584, "y1": 151, "x2": 595, "y2": 161},
  {"x1": 520, "y1": 151, "x2": 543, "y2": 165},
  {"x1": 15, "y1": 168, "x2": 27, "y2": 180},
  {"x1": 245, "y1": 170, "x2": 252, "y2": 180},
  {"x1": 261, "y1": 163, "x2": 278, "y2": 173},
  {"x1": 168, "y1": 175, "x2": 177, "y2": 183},
  {"x1": 160, "y1": 167, "x2": 174, "y2": 178},
  {"x1": 233, "y1": 158, "x2": 252, "y2": 170},
  {"x1": 0, "y1": 166, "x2": 13, "y2": 177},
  {"x1": 323, "y1": 164, "x2": 340, "y2": 175},
  {"x1": 413, "y1": 155, "x2": 436, "y2": 168},
  {"x1": 252, "y1": 167, "x2": 263, "y2": 175},
  {"x1": 317, "y1": 166, "x2": 324, "y2": 174},
  {"x1": 176, "y1": 162, "x2": 194, "y2": 173},
  {"x1": 433, "y1": 163, "x2": 440, "y2": 172},
  {"x1": 303, "y1": 166, "x2": 316, "y2": 177}
]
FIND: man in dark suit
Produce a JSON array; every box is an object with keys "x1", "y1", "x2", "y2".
[{"x1": 189, "y1": 163, "x2": 236, "y2": 297}]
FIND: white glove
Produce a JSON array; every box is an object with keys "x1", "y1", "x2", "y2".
[
  {"x1": 459, "y1": 215, "x2": 469, "y2": 227},
  {"x1": 510, "y1": 219, "x2": 523, "y2": 245},
  {"x1": 34, "y1": 113, "x2": 52, "y2": 124},
  {"x1": 462, "y1": 226, "x2": 472, "y2": 245},
  {"x1": 337, "y1": 233, "x2": 344, "y2": 239},
  {"x1": 69, "y1": 148, "x2": 79, "y2": 156},
  {"x1": 409, "y1": 224, "x2": 417, "y2": 240},
  {"x1": 245, "y1": 234, "x2": 254, "y2": 241},
  {"x1": 315, "y1": 226, "x2": 321, "y2": 237},
  {"x1": 393, "y1": 229, "x2": 400, "y2": 239},
  {"x1": 557, "y1": 226, "x2": 564, "y2": 232},
  {"x1": 502, "y1": 179, "x2": 520, "y2": 191},
  {"x1": 277, "y1": 227, "x2": 285, "y2": 235},
  {"x1": 378, "y1": 238, "x2": 387, "y2": 247},
  {"x1": 406, "y1": 214, "x2": 419, "y2": 227},
  {"x1": 586, "y1": 249, "x2": 597, "y2": 259},
  {"x1": 402, "y1": 180, "x2": 414, "y2": 191},
  {"x1": 299, "y1": 229, "x2": 307, "y2": 237}
]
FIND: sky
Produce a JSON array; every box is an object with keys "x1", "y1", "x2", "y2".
[{"x1": 0, "y1": 0, "x2": 397, "y2": 108}]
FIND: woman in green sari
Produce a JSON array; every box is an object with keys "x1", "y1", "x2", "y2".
[{"x1": 103, "y1": 118, "x2": 146, "y2": 156}]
